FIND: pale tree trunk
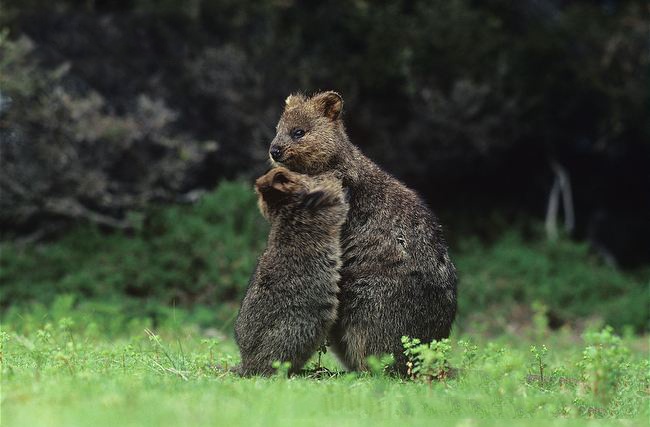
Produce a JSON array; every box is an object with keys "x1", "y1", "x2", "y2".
[{"x1": 545, "y1": 161, "x2": 575, "y2": 241}]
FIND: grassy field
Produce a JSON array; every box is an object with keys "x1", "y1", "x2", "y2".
[
  {"x1": 2, "y1": 306, "x2": 648, "y2": 426},
  {"x1": 1, "y1": 182, "x2": 648, "y2": 425}
]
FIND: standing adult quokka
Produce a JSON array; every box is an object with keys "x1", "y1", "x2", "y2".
[
  {"x1": 234, "y1": 167, "x2": 349, "y2": 376},
  {"x1": 269, "y1": 91, "x2": 458, "y2": 375}
]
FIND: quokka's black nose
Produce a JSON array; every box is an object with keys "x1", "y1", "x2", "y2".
[{"x1": 270, "y1": 146, "x2": 283, "y2": 161}]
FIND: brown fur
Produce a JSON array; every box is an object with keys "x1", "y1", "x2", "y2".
[
  {"x1": 269, "y1": 91, "x2": 458, "y2": 375},
  {"x1": 234, "y1": 167, "x2": 349, "y2": 376}
]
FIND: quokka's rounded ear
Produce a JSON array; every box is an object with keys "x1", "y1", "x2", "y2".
[
  {"x1": 284, "y1": 93, "x2": 304, "y2": 109},
  {"x1": 255, "y1": 168, "x2": 289, "y2": 194},
  {"x1": 313, "y1": 91, "x2": 343, "y2": 120},
  {"x1": 271, "y1": 169, "x2": 291, "y2": 190}
]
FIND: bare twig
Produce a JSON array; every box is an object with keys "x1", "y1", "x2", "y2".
[{"x1": 43, "y1": 198, "x2": 132, "y2": 230}]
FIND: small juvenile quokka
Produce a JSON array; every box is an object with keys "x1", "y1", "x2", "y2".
[{"x1": 234, "y1": 167, "x2": 349, "y2": 376}]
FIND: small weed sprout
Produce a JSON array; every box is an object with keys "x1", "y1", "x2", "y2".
[
  {"x1": 121, "y1": 344, "x2": 136, "y2": 370},
  {"x1": 316, "y1": 342, "x2": 327, "y2": 370},
  {"x1": 402, "y1": 336, "x2": 421, "y2": 378},
  {"x1": 530, "y1": 344, "x2": 548, "y2": 384},
  {"x1": 219, "y1": 354, "x2": 235, "y2": 372},
  {"x1": 482, "y1": 342, "x2": 506, "y2": 363},
  {"x1": 578, "y1": 326, "x2": 630, "y2": 404},
  {"x1": 14, "y1": 334, "x2": 46, "y2": 378},
  {"x1": 58, "y1": 317, "x2": 75, "y2": 333},
  {"x1": 201, "y1": 338, "x2": 221, "y2": 366},
  {"x1": 272, "y1": 361, "x2": 292, "y2": 378},
  {"x1": 458, "y1": 340, "x2": 478, "y2": 370},
  {"x1": 36, "y1": 324, "x2": 53, "y2": 344},
  {"x1": 402, "y1": 336, "x2": 452, "y2": 384},
  {"x1": 367, "y1": 354, "x2": 395, "y2": 376}
]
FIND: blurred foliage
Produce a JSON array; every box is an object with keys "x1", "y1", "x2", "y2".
[
  {"x1": 0, "y1": 181, "x2": 268, "y2": 327},
  {"x1": 0, "y1": 33, "x2": 217, "y2": 235},
  {"x1": 1, "y1": 180, "x2": 647, "y2": 331},
  {"x1": 456, "y1": 231, "x2": 649, "y2": 331},
  {"x1": 0, "y1": 1, "x2": 648, "y2": 262}
]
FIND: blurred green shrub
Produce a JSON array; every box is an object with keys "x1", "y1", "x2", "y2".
[
  {"x1": 0, "y1": 181, "x2": 267, "y2": 324},
  {"x1": 456, "y1": 232, "x2": 649, "y2": 331},
  {"x1": 578, "y1": 326, "x2": 631, "y2": 405},
  {"x1": 1, "y1": 180, "x2": 647, "y2": 331}
]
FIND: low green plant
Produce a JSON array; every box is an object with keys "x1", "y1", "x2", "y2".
[
  {"x1": 201, "y1": 338, "x2": 222, "y2": 367},
  {"x1": 271, "y1": 360, "x2": 292, "y2": 378},
  {"x1": 577, "y1": 326, "x2": 631, "y2": 405},
  {"x1": 402, "y1": 336, "x2": 452, "y2": 383},
  {"x1": 366, "y1": 353, "x2": 395, "y2": 376},
  {"x1": 530, "y1": 344, "x2": 549, "y2": 384},
  {"x1": 458, "y1": 339, "x2": 479, "y2": 370}
]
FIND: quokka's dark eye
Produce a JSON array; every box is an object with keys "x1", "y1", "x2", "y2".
[{"x1": 290, "y1": 128, "x2": 305, "y2": 139}]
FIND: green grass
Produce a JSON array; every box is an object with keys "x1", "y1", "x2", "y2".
[{"x1": 1, "y1": 308, "x2": 648, "y2": 426}]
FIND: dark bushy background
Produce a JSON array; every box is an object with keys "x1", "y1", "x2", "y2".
[{"x1": 1, "y1": 1, "x2": 648, "y2": 330}]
